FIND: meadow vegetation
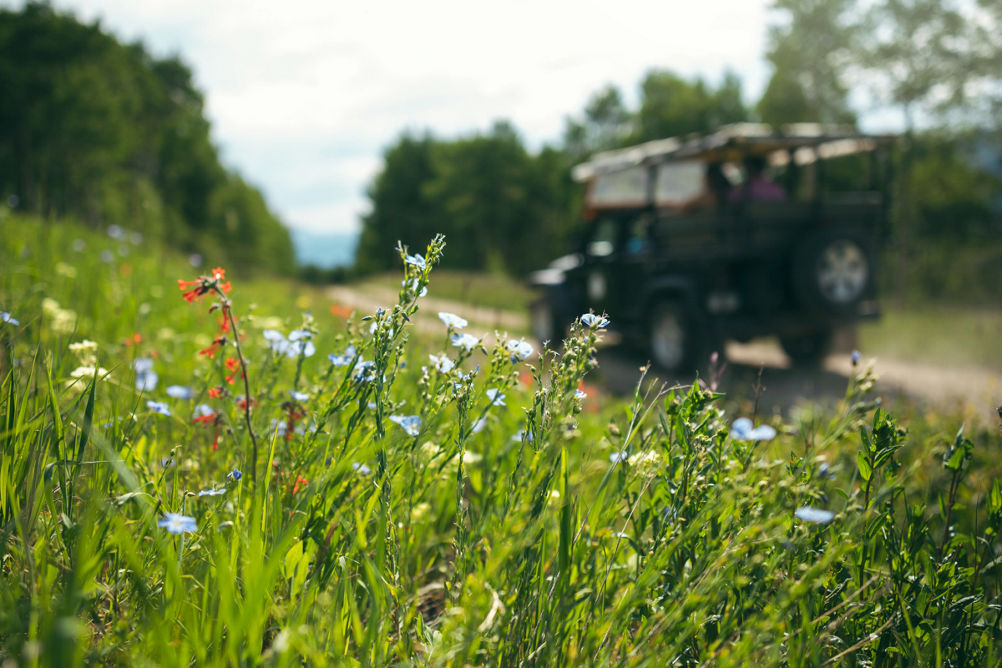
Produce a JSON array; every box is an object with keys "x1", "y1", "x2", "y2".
[{"x1": 1, "y1": 215, "x2": 1001, "y2": 665}]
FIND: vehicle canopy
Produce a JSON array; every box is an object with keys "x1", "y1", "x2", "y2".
[{"x1": 572, "y1": 123, "x2": 897, "y2": 212}]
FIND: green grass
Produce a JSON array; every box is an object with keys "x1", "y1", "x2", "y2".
[
  {"x1": 861, "y1": 303, "x2": 1002, "y2": 372},
  {"x1": 1, "y1": 214, "x2": 1001, "y2": 666},
  {"x1": 351, "y1": 269, "x2": 536, "y2": 312}
]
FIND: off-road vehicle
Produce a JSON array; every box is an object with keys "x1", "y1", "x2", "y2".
[{"x1": 529, "y1": 123, "x2": 896, "y2": 374}]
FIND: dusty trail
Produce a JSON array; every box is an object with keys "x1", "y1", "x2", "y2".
[{"x1": 327, "y1": 284, "x2": 1001, "y2": 425}]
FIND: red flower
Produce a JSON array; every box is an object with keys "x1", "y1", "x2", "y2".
[
  {"x1": 199, "y1": 336, "x2": 227, "y2": 358},
  {"x1": 208, "y1": 387, "x2": 223, "y2": 399},
  {"x1": 225, "y1": 357, "x2": 239, "y2": 371},
  {"x1": 292, "y1": 474, "x2": 309, "y2": 495},
  {"x1": 211, "y1": 267, "x2": 226, "y2": 281}
]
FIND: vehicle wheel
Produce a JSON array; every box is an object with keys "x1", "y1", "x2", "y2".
[
  {"x1": 793, "y1": 231, "x2": 873, "y2": 315},
  {"x1": 648, "y1": 300, "x2": 697, "y2": 375},
  {"x1": 530, "y1": 299, "x2": 565, "y2": 347},
  {"x1": 779, "y1": 329, "x2": 833, "y2": 366}
]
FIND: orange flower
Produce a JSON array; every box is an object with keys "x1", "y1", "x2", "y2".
[
  {"x1": 199, "y1": 337, "x2": 226, "y2": 358},
  {"x1": 211, "y1": 267, "x2": 226, "y2": 281},
  {"x1": 292, "y1": 474, "x2": 309, "y2": 495},
  {"x1": 208, "y1": 387, "x2": 223, "y2": 399},
  {"x1": 329, "y1": 303, "x2": 354, "y2": 318}
]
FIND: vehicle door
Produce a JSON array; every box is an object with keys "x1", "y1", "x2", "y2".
[{"x1": 575, "y1": 212, "x2": 652, "y2": 322}]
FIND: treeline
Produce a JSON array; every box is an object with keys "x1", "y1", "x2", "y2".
[
  {"x1": 358, "y1": 0, "x2": 1002, "y2": 287},
  {"x1": 0, "y1": 2, "x2": 295, "y2": 274}
]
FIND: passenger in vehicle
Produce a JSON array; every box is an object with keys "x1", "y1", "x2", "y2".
[
  {"x1": 681, "y1": 162, "x2": 731, "y2": 213},
  {"x1": 729, "y1": 155, "x2": 786, "y2": 203}
]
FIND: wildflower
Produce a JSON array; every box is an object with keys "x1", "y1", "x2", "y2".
[
  {"x1": 198, "y1": 487, "x2": 226, "y2": 497},
  {"x1": 192, "y1": 404, "x2": 216, "y2": 424},
  {"x1": 160, "y1": 456, "x2": 174, "y2": 468},
  {"x1": 429, "y1": 353, "x2": 454, "y2": 373},
  {"x1": 507, "y1": 338, "x2": 534, "y2": 362},
  {"x1": 794, "y1": 506, "x2": 835, "y2": 524},
  {"x1": 329, "y1": 344, "x2": 357, "y2": 367},
  {"x1": 107, "y1": 224, "x2": 124, "y2": 239},
  {"x1": 263, "y1": 329, "x2": 290, "y2": 355},
  {"x1": 289, "y1": 390, "x2": 309, "y2": 402},
  {"x1": 729, "y1": 417, "x2": 776, "y2": 441},
  {"x1": 178, "y1": 267, "x2": 230, "y2": 304},
  {"x1": 69, "y1": 340, "x2": 97, "y2": 365},
  {"x1": 134, "y1": 357, "x2": 158, "y2": 392},
  {"x1": 405, "y1": 253, "x2": 426, "y2": 269},
  {"x1": 352, "y1": 462, "x2": 372, "y2": 476},
  {"x1": 471, "y1": 417, "x2": 487, "y2": 434},
  {"x1": 580, "y1": 313, "x2": 610, "y2": 329},
  {"x1": 199, "y1": 336, "x2": 226, "y2": 359},
  {"x1": 227, "y1": 468, "x2": 242, "y2": 482},
  {"x1": 512, "y1": 429, "x2": 534, "y2": 443},
  {"x1": 609, "y1": 451, "x2": 629, "y2": 464},
  {"x1": 1, "y1": 311, "x2": 19, "y2": 326},
  {"x1": 354, "y1": 360, "x2": 377, "y2": 382},
  {"x1": 288, "y1": 329, "x2": 316, "y2": 357},
  {"x1": 575, "y1": 389, "x2": 588, "y2": 400},
  {"x1": 147, "y1": 400, "x2": 171, "y2": 417},
  {"x1": 100, "y1": 250, "x2": 115, "y2": 264},
  {"x1": 818, "y1": 462, "x2": 835, "y2": 479},
  {"x1": 402, "y1": 278, "x2": 428, "y2": 297},
  {"x1": 158, "y1": 513, "x2": 197, "y2": 534},
  {"x1": 390, "y1": 414, "x2": 422, "y2": 437},
  {"x1": 292, "y1": 474, "x2": 309, "y2": 495},
  {"x1": 450, "y1": 332, "x2": 478, "y2": 351},
  {"x1": 208, "y1": 387, "x2": 223, "y2": 399},
  {"x1": 72, "y1": 238, "x2": 86, "y2": 252},
  {"x1": 235, "y1": 396, "x2": 254, "y2": 411},
  {"x1": 486, "y1": 388, "x2": 506, "y2": 406},
  {"x1": 188, "y1": 253, "x2": 203, "y2": 268},
  {"x1": 851, "y1": 350, "x2": 861, "y2": 366},
  {"x1": 329, "y1": 303, "x2": 353, "y2": 318},
  {"x1": 438, "y1": 312, "x2": 468, "y2": 329}
]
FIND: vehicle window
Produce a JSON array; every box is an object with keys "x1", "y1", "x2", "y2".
[
  {"x1": 654, "y1": 161, "x2": 704, "y2": 206},
  {"x1": 587, "y1": 219, "x2": 619, "y2": 257},
  {"x1": 625, "y1": 214, "x2": 652, "y2": 255},
  {"x1": 588, "y1": 166, "x2": 648, "y2": 208}
]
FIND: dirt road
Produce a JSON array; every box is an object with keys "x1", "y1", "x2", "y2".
[{"x1": 328, "y1": 284, "x2": 1001, "y2": 425}]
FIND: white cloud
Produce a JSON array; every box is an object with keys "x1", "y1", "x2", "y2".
[{"x1": 26, "y1": 0, "x2": 774, "y2": 234}]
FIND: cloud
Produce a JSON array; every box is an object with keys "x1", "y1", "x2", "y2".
[{"x1": 39, "y1": 0, "x2": 772, "y2": 234}]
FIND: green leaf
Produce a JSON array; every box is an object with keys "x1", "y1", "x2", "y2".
[
  {"x1": 989, "y1": 480, "x2": 1002, "y2": 516},
  {"x1": 857, "y1": 450, "x2": 872, "y2": 482}
]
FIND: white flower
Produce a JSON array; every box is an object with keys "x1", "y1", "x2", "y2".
[
  {"x1": 794, "y1": 506, "x2": 834, "y2": 524},
  {"x1": 506, "y1": 338, "x2": 534, "y2": 361},
  {"x1": 729, "y1": 417, "x2": 776, "y2": 441},
  {"x1": 486, "y1": 388, "x2": 506, "y2": 406},
  {"x1": 580, "y1": 313, "x2": 610, "y2": 328},
  {"x1": 429, "y1": 353, "x2": 454, "y2": 372},
  {"x1": 389, "y1": 414, "x2": 422, "y2": 436},
  {"x1": 438, "y1": 312, "x2": 468, "y2": 329},
  {"x1": 450, "y1": 332, "x2": 478, "y2": 351}
]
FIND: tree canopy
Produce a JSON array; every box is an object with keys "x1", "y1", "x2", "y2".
[{"x1": 0, "y1": 2, "x2": 294, "y2": 274}]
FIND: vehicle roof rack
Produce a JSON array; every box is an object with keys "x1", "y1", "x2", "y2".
[{"x1": 572, "y1": 123, "x2": 896, "y2": 182}]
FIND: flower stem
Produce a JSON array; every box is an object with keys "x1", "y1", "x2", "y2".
[{"x1": 219, "y1": 292, "x2": 260, "y2": 484}]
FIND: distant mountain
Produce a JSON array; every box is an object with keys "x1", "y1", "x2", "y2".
[{"x1": 291, "y1": 229, "x2": 359, "y2": 268}]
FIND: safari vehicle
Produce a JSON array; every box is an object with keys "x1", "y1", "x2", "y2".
[{"x1": 529, "y1": 123, "x2": 897, "y2": 374}]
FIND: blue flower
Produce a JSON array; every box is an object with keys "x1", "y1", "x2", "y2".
[
  {"x1": 134, "y1": 358, "x2": 158, "y2": 392},
  {"x1": 438, "y1": 312, "x2": 468, "y2": 329},
  {"x1": 609, "y1": 451, "x2": 629, "y2": 464},
  {"x1": 289, "y1": 390, "x2": 310, "y2": 402},
  {"x1": 580, "y1": 313, "x2": 610, "y2": 329},
  {"x1": 405, "y1": 253, "x2": 427, "y2": 269},
  {"x1": 389, "y1": 414, "x2": 422, "y2": 436},
  {"x1": 471, "y1": 417, "x2": 487, "y2": 433},
  {"x1": 287, "y1": 330, "x2": 316, "y2": 358},
  {"x1": 263, "y1": 329, "x2": 291, "y2": 355},
  {"x1": 227, "y1": 468, "x2": 242, "y2": 482},
  {"x1": 402, "y1": 279, "x2": 428, "y2": 297},
  {"x1": 158, "y1": 512, "x2": 197, "y2": 534},
  {"x1": 729, "y1": 417, "x2": 776, "y2": 441},
  {"x1": 512, "y1": 429, "x2": 534, "y2": 443},
  {"x1": 450, "y1": 332, "x2": 478, "y2": 352},
  {"x1": 574, "y1": 389, "x2": 588, "y2": 400},
  {"x1": 198, "y1": 487, "x2": 226, "y2": 497},
  {"x1": 352, "y1": 462, "x2": 372, "y2": 476},
  {"x1": 193, "y1": 403, "x2": 215, "y2": 418},
  {"x1": 354, "y1": 360, "x2": 376, "y2": 383},
  {"x1": 851, "y1": 350, "x2": 861, "y2": 365},
  {"x1": 794, "y1": 506, "x2": 834, "y2": 524},
  {"x1": 329, "y1": 344, "x2": 356, "y2": 367},
  {"x1": 429, "y1": 353, "x2": 454, "y2": 373},
  {"x1": 1, "y1": 312, "x2": 19, "y2": 326},
  {"x1": 147, "y1": 400, "x2": 171, "y2": 417},
  {"x1": 818, "y1": 462, "x2": 835, "y2": 480},
  {"x1": 486, "y1": 388, "x2": 506, "y2": 406},
  {"x1": 166, "y1": 385, "x2": 194, "y2": 400},
  {"x1": 506, "y1": 338, "x2": 534, "y2": 362}
]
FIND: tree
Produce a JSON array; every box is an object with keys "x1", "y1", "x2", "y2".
[
  {"x1": 757, "y1": 0, "x2": 859, "y2": 126},
  {"x1": 633, "y1": 69, "x2": 748, "y2": 142},
  {"x1": 562, "y1": 85, "x2": 631, "y2": 161}
]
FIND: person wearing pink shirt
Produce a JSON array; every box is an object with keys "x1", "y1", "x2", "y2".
[{"x1": 729, "y1": 155, "x2": 787, "y2": 203}]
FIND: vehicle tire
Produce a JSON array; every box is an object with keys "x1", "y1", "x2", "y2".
[
  {"x1": 530, "y1": 298, "x2": 565, "y2": 347},
  {"x1": 648, "y1": 300, "x2": 699, "y2": 375},
  {"x1": 793, "y1": 231, "x2": 873, "y2": 316},
  {"x1": 779, "y1": 329, "x2": 833, "y2": 366}
]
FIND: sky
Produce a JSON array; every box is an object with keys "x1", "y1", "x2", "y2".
[{"x1": 16, "y1": 0, "x2": 777, "y2": 234}]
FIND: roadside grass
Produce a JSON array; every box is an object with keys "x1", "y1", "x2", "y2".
[
  {"x1": 350, "y1": 269, "x2": 536, "y2": 312},
  {"x1": 861, "y1": 303, "x2": 1002, "y2": 373},
  {"x1": 1, "y1": 215, "x2": 1001, "y2": 665}
]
